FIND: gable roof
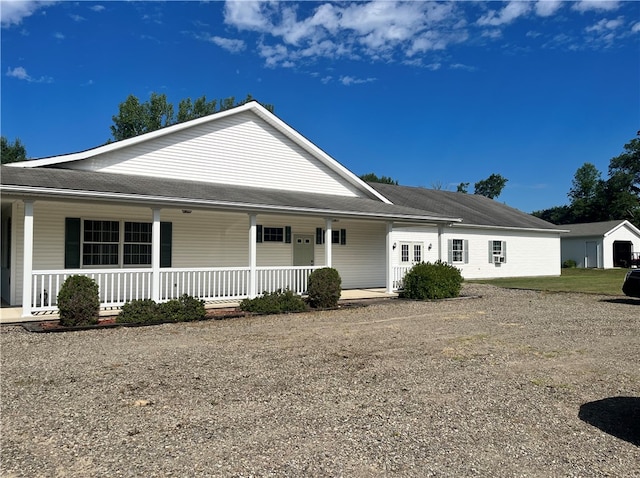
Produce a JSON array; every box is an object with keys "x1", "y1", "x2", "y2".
[
  {"x1": 8, "y1": 101, "x2": 392, "y2": 204},
  {"x1": 561, "y1": 220, "x2": 640, "y2": 238},
  {"x1": 1, "y1": 166, "x2": 459, "y2": 223},
  {"x1": 369, "y1": 182, "x2": 559, "y2": 231}
]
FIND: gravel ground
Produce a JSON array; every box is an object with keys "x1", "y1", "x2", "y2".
[{"x1": 1, "y1": 283, "x2": 639, "y2": 477}]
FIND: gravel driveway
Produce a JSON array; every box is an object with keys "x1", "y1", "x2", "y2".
[{"x1": 1, "y1": 284, "x2": 639, "y2": 477}]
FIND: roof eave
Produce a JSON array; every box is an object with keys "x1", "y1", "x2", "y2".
[
  {"x1": 450, "y1": 223, "x2": 567, "y2": 233},
  {"x1": 1, "y1": 185, "x2": 459, "y2": 223}
]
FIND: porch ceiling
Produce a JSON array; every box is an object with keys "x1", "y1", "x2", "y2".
[{"x1": 1, "y1": 165, "x2": 460, "y2": 224}]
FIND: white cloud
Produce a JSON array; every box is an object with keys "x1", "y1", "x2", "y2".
[
  {"x1": 69, "y1": 14, "x2": 85, "y2": 22},
  {"x1": 535, "y1": 0, "x2": 563, "y2": 17},
  {"x1": 632, "y1": 22, "x2": 640, "y2": 34},
  {"x1": 1, "y1": 0, "x2": 57, "y2": 28},
  {"x1": 90, "y1": 5, "x2": 105, "y2": 13},
  {"x1": 586, "y1": 17, "x2": 624, "y2": 33},
  {"x1": 340, "y1": 75, "x2": 376, "y2": 86},
  {"x1": 6, "y1": 66, "x2": 52, "y2": 83},
  {"x1": 573, "y1": 1, "x2": 621, "y2": 12},
  {"x1": 477, "y1": 1, "x2": 531, "y2": 27},
  {"x1": 209, "y1": 36, "x2": 246, "y2": 53},
  {"x1": 54, "y1": 31, "x2": 64, "y2": 40}
]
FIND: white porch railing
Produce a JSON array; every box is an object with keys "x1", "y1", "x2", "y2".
[
  {"x1": 392, "y1": 265, "x2": 413, "y2": 290},
  {"x1": 31, "y1": 269, "x2": 153, "y2": 312},
  {"x1": 30, "y1": 266, "x2": 322, "y2": 313}
]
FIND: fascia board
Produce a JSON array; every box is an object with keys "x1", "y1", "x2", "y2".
[
  {"x1": 604, "y1": 220, "x2": 640, "y2": 238},
  {"x1": 450, "y1": 223, "x2": 568, "y2": 234}
]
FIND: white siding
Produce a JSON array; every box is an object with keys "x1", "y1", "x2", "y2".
[
  {"x1": 9, "y1": 201, "x2": 389, "y2": 304},
  {"x1": 561, "y1": 237, "x2": 601, "y2": 268},
  {"x1": 392, "y1": 225, "x2": 561, "y2": 279},
  {"x1": 66, "y1": 111, "x2": 364, "y2": 197},
  {"x1": 603, "y1": 225, "x2": 640, "y2": 268}
]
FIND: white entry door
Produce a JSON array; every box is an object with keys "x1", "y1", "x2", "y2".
[{"x1": 399, "y1": 242, "x2": 423, "y2": 265}]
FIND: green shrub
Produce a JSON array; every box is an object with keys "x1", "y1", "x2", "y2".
[
  {"x1": 240, "y1": 289, "x2": 307, "y2": 314},
  {"x1": 158, "y1": 294, "x2": 206, "y2": 322},
  {"x1": 57, "y1": 275, "x2": 100, "y2": 327},
  {"x1": 307, "y1": 267, "x2": 342, "y2": 309},
  {"x1": 562, "y1": 259, "x2": 577, "y2": 269},
  {"x1": 400, "y1": 261, "x2": 463, "y2": 300},
  {"x1": 116, "y1": 299, "x2": 160, "y2": 324}
]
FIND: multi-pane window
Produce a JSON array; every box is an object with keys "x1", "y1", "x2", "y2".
[
  {"x1": 452, "y1": 239, "x2": 464, "y2": 263},
  {"x1": 492, "y1": 241, "x2": 502, "y2": 256},
  {"x1": 124, "y1": 222, "x2": 152, "y2": 265},
  {"x1": 83, "y1": 220, "x2": 119, "y2": 266},
  {"x1": 263, "y1": 227, "x2": 284, "y2": 242},
  {"x1": 490, "y1": 240, "x2": 507, "y2": 263},
  {"x1": 413, "y1": 244, "x2": 422, "y2": 263},
  {"x1": 401, "y1": 244, "x2": 410, "y2": 262}
]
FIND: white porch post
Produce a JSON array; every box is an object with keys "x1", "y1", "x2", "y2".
[
  {"x1": 386, "y1": 222, "x2": 393, "y2": 294},
  {"x1": 21, "y1": 200, "x2": 34, "y2": 317},
  {"x1": 151, "y1": 208, "x2": 161, "y2": 302},
  {"x1": 325, "y1": 218, "x2": 332, "y2": 267},
  {"x1": 437, "y1": 224, "x2": 444, "y2": 262},
  {"x1": 248, "y1": 214, "x2": 257, "y2": 298}
]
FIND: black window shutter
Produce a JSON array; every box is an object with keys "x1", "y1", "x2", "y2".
[
  {"x1": 64, "y1": 218, "x2": 81, "y2": 269},
  {"x1": 316, "y1": 227, "x2": 323, "y2": 244},
  {"x1": 160, "y1": 222, "x2": 172, "y2": 268},
  {"x1": 285, "y1": 226, "x2": 292, "y2": 244},
  {"x1": 256, "y1": 224, "x2": 263, "y2": 243},
  {"x1": 340, "y1": 229, "x2": 346, "y2": 245}
]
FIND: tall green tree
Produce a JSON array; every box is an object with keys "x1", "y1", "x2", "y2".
[
  {"x1": 532, "y1": 134, "x2": 640, "y2": 228},
  {"x1": 359, "y1": 173, "x2": 398, "y2": 185},
  {"x1": 1, "y1": 136, "x2": 27, "y2": 164},
  {"x1": 568, "y1": 162, "x2": 605, "y2": 222},
  {"x1": 110, "y1": 93, "x2": 274, "y2": 141},
  {"x1": 474, "y1": 173, "x2": 508, "y2": 199}
]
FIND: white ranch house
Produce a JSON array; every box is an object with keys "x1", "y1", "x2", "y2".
[{"x1": 1, "y1": 101, "x2": 561, "y2": 318}]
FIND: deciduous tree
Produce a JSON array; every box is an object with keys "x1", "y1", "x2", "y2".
[
  {"x1": 1, "y1": 136, "x2": 27, "y2": 164},
  {"x1": 474, "y1": 173, "x2": 508, "y2": 199}
]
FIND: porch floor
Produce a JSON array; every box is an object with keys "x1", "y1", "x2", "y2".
[{"x1": 0, "y1": 288, "x2": 397, "y2": 324}]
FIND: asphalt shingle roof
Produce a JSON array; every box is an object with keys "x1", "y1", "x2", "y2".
[
  {"x1": 369, "y1": 182, "x2": 558, "y2": 230},
  {"x1": 560, "y1": 220, "x2": 629, "y2": 237},
  {"x1": 1, "y1": 165, "x2": 457, "y2": 222}
]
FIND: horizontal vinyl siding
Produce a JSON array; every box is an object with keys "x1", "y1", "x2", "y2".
[
  {"x1": 561, "y1": 237, "x2": 600, "y2": 268},
  {"x1": 442, "y1": 228, "x2": 561, "y2": 279},
  {"x1": 67, "y1": 111, "x2": 363, "y2": 197},
  {"x1": 331, "y1": 220, "x2": 386, "y2": 289},
  {"x1": 11, "y1": 204, "x2": 391, "y2": 304},
  {"x1": 390, "y1": 226, "x2": 440, "y2": 268}
]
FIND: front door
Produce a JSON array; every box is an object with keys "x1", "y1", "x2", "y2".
[{"x1": 293, "y1": 234, "x2": 314, "y2": 266}]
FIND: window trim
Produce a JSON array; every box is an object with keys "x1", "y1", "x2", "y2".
[{"x1": 448, "y1": 238, "x2": 469, "y2": 264}]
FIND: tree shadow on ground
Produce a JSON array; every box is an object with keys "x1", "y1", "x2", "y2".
[
  {"x1": 599, "y1": 298, "x2": 640, "y2": 305},
  {"x1": 579, "y1": 397, "x2": 640, "y2": 446}
]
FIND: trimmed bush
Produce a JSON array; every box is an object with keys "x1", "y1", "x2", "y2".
[
  {"x1": 116, "y1": 299, "x2": 160, "y2": 324},
  {"x1": 400, "y1": 261, "x2": 463, "y2": 300},
  {"x1": 562, "y1": 259, "x2": 577, "y2": 269},
  {"x1": 158, "y1": 294, "x2": 206, "y2": 322},
  {"x1": 307, "y1": 267, "x2": 342, "y2": 309},
  {"x1": 57, "y1": 275, "x2": 100, "y2": 327},
  {"x1": 240, "y1": 289, "x2": 307, "y2": 315}
]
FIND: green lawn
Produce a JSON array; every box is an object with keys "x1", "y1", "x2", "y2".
[{"x1": 472, "y1": 268, "x2": 629, "y2": 296}]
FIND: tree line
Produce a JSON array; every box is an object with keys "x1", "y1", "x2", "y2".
[{"x1": 531, "y1": 134, "x2": 639, "y2": 228}]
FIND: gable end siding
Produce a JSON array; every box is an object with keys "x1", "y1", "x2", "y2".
[{"x1": 65, "y1": 111, "x2": 364, "y2": 198}]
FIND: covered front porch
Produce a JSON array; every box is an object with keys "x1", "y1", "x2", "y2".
[{"x1": 3, "y1": 198, "x2": 414, "y2": 318}]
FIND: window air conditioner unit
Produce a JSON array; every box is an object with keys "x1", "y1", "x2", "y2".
[{"x1": 493, "y1": 255, "x2": 505, "y2": 264}]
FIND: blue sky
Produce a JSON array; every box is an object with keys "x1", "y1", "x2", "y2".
[{"x1": 2, "y1": 1, "x2": 638, "y2": 213}]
